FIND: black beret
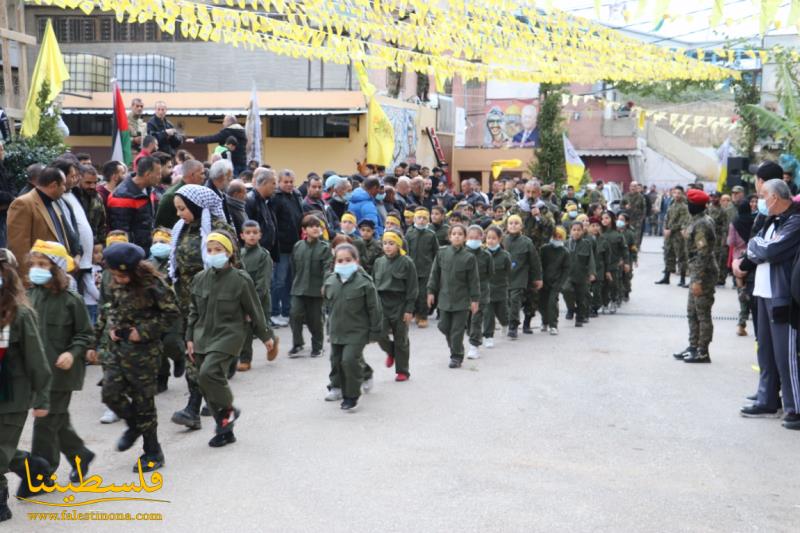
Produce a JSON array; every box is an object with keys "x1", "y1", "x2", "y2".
[
  {"x1": 357, "y1": 219, "x2": 376, "y2": 229},
  {"x1": 103, "y1": 243, "x2": 145, "y2": 271}
]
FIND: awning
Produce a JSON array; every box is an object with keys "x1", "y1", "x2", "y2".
[
  {"x1": 577, "y1": 149, "x2": 641, "y2": 157},
  {"x1": 62, "y1": 108, "x2": 364, "y2": 116}
]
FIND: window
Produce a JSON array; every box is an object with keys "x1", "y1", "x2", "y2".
[
  {"x1": 62, "y1": 115, "x2": 112, "y2": 136},
  {"x1": 269, "y1": 115, "x2": 350, "y2": 138},
  {"x1": 437, "y1": 95, "x2": 454, "y2": 134},
  {"x1": 114, "y1": 54, "x2": 176, "y2": 92},
  {"x1": 38, "y1": 16, "x2": 163, "y2": 43},
  {"x1": 63, "y1": 54, "x2": 111, "y2": 93}
]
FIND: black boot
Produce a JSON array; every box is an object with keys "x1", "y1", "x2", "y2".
[
  {"x1": 565, "y1": 309, "x2": 575, "y2": 320},
  {"x1": 673, "y1": 346, "x2": 696, "y2": 360},
  {"x1": 135, "y1": 431, "x2": 165, "y2": 473},
  {"x1": 156, "y1": 374, "x2": 169, "y2": 394},
  {"x1": 69, "y1": 448, "x2": 95, "y2": 483},
  {"x1": 684, "y1": 350, "x2": 711, "y2": 363},
  {"x1": 677, "y1": 271, "x2": 688, "y2": 288},
  {"x1": 655, "y1": 272, "x2": 670, "y2": 285},
  {"x1": 522, "y1": 315, "x2": 533, "y2": 334},
  {"x1": 507, "y1": 327, "x2": 518, "y2": 339},
  {"x1": 208, "y1": 432, "x2": 237, "y2": 448},
  {"x1": 0, "y1": 487, "x2": 11, "y2": 522},
  {"x1": 171, "y1": 391, "x2": 202, "y2": 430},
  {"x1": 117, "y1": 419, "x2": 142, "y2": 452},
  {"x1": 173, "y1": 357, "x2": 186, "y2": 378},
  {"x1": 11, "y1": 453, "x2": 52, "y2": 499}
]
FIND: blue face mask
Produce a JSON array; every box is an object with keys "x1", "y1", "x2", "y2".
[
  {"x1": 616, "y1": 220, "x2": 626, "y2": 229},
  {"x1": 335, "y1": 263, "x2": 358, "y2": 281},
  {"x1": 488, "y1": 243, "x2": 500, "y2": 251},
  {"x1": 344, "y1": 192, "x2": 353, "y2": 201},
  {"x1": 29, "y1": 267, "x2": 53, "y2": 286},
  {"x1": 150, "y1": 242, "x2": 171, "y2": 259},
  {"x1": 466, "y1": 239, "x2": 482, "y2": 250},
  {"x1": 568, "y1": 210, "x2": 578, "y2": 219},
  {"x1": 375, "y1": 193, "x2": 386, "y2": 202},
  {"x1": 206, "y1": 253, "x2": 229, "y2": 269},
  {"x1": 342, "y1": 227, "x2": 355, "y2": 235},
  {"x1": 757, "y1": 198, "x2": 769, "y2": 216}
]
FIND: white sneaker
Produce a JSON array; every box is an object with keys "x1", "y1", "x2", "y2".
[
  {"x1": 549, "y1": 327, "x2": 559, "y2": 336},
  {"x1": 325, "y1": 388, "x2": 342, "y2": 401},
  {"x1": 500, "y1": 326, "x2": 508, "y2": 336},
  {"x1": 278, "y1": 316, "x2": 290, "y2": 326},
  {"x1": 99, "y1": 408, "x2": 119, "y2": 424},
  {"x1": 483, "y1": 337, "x2": 494, "y2": 348},
  {"x1": 361, "y1": 378, "x2": 374, "y2": 393},
  {"x1": 467, "y1": 345, "x2": 480, "y2": 359}
]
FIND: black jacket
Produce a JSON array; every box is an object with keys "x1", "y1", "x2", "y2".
[
  {"x1": 271, "y1": 189, "x2": 304, "y2": 254},
  {"x1": 107, "y1": 178, "x2": 157, "y2": 249},
  {"x1": 244, "y1": 189, "x2": 278, "y2": 261},
  {"x1": 147, "y1": 116, "x2": 183, "y2": 156},
  {"x1": 194, "y1": 124, "x2": 247, "y2": 171},
  {"x1": 302, "y1": 197, "x2": 340, "y2": 234},
  {"x1": 0, "y1": 162, "x2": 14, "y2": 208}
]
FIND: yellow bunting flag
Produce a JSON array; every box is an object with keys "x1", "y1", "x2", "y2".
[
  {"x1": 563, "y1": 134, "x2": 585, "y2": 189},
  {"x1": 490, "y1": 159, "x2": 523, "y2": 179},
  {"x1": 716, "y1": 138, "x2": 732, "y2": 192},
  {"x1": 21, "y1": 19, "x2": 70, "y2": 138}
]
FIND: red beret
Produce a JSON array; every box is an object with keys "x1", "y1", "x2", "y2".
[
  {"x1": 588, "y1": 216, "x2": 602, "y2": 224},
  {"x1": 687, "y1": 189, "x2": 709, "y2": 205}
]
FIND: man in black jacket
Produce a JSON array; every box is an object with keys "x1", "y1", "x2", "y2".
[
  {"x1": 147, "y1": 101, "x2": 182, "y2": 157},
  {"x1": 302, "y1": 174, "x2": 339, "y2": 233},
  {"x1": 187, "y1": 115, "x2": 247, "y2": 176},
  {"x1": 244, "y1": 168, "x2": 278, "y2": 260},
  {"x1": 107, "y1": 156, "x2": 161, "y2": 250},
  {"x1": 270, "y1": 169, "x2": 304, "y2": 325}
]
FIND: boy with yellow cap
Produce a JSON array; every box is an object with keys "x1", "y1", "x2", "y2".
[
  {"x1": 372, "y1": 230, "x2": 418, "y2": 381},
  {"x1": 502, "y1": 215, "x2": 542, "y2": 339},
  {"x1": 539, "y1": 227, "x2": 570, "y2": 334},
  {"x1": 405, "y1": 207, "x2": 439, "y2": 328}
]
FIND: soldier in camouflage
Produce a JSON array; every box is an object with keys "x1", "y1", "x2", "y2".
[
  {"x1": 706, "y1": 192, "x2": 729, "y2": 286},
  {"x1": 75, "y1": 165, "x2": 107, "y2": 245},
  {"x1": 89, "y1": 243, "x2": 179, "y2": 472},
  {"x1": 673, "y1": 189, "x2": 717, "y2": 363},
  {"x1": 621, "y1": 181, "x2": 646, "y2": 247},
  {"x1": 655, "y1": 186, "x2": 691, "y2": 286}
]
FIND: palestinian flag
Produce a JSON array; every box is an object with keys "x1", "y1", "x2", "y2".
[{"x1": 111, "y1": 81, "x2": 132, "y2": 166}]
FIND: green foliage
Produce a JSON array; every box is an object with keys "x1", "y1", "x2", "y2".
[
  {"x1": 5, "y1": 80, "x2": 67, "y2": 190},
  {"x1": 531, "y1": 83, "x2": 566, "y2": 187},
  {"x1": 732, "y1": 72, "x2": 761, "y2": 160},
  {"x1": 613, "y1": 79, "x2": 721, "y2": 103}
]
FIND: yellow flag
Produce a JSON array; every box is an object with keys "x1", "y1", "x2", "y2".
[
  {"x1": 638, "y1": 109, "x2": 646, "y2": 130},
  {"x1": 21, "y1": 19, "x2": 70, "y2": 138},
  {"x1": 716, "y1": 138, "x2": 731, "y2": 192},
  {"x1": 490, "y1": 159, "x2": 522, "y2": 179},
  {"x1": 563, "y1": 134, "x2": 585, "y2": 189},
  {"x1": 354, "y1": 62, "x2": 394, "y2": 166}
]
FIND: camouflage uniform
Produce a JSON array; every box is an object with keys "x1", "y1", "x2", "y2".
[
  {"x1": 520, "y1": 210, "x2": 553, "y2": 322},
  {"x1": 663, "y1": 198, "x2": 691, "y2": 275},
  {"x1": 622, "y1": 192, "x2": 646, "y2": 246},
  {"x1": 148, "y1": 255, "x2": 185, "y2": 384},
  {"x1": 707, "y1": 204, "x2": 730, "y2": 284},
  {"x1": 98, "y1": 275, "x2": 179, "y2": 436},
  {"x1": 77, "y1": 190, "x2": 107, "y2": 245},
  {"x1": 685, "y1": 211, "x2": 718, "y2": 354}
]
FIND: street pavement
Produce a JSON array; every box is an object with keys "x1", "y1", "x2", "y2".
[{"x1": 7, "y1": 236, "x2": 800, "y2": 532}]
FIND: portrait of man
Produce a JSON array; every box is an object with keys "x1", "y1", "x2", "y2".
[{"x1": 511, "y1": 104, "x2": 539, "y2": 148}]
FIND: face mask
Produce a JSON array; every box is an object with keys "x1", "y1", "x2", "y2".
[
  {"x1": 757, "y1": 198, "x2": 769, "y2": 216},
  {"x1": 342, "y1": 227, "x2": 355, "y2": 235},
  {"x1": 549, "y1": 239, "x2": 564, "y2": 248},
  {"x1": 344, "y1": 192, "x2": 353, "y2": 201},
  {"x1": 568, "y1": 211, "x2": 578, "y2": 219},
  {"x1": 375, "y1": 193, "x2": 386, "y2": 201},
  {"x1": 29, "y1": 267, "x2": 53, "y2": 286},
  {"x1": 150, "y1": 242, "x2": 171, "y2": 259},
  {"x1": 335, "y1": 263, "x2": 358, "y2": 281},
  {"x1": 414, "y1": 223, "x2": 427, "y2": 230},
  {"x1": 616, "y1": 220, "x2": 626, "y2": 229},
  {"x1": 206, "y1": 253, "x2": 229, "y2": 269},
  {"x1": 466, "y1": 239, "x2": 482, "y2": 250},
  {"x1": 488, "y1": 243, "x2": 500, "y2": 251}
]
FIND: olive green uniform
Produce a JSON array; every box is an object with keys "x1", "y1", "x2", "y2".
[
  {"x1": 707, "y1": 204, "x2": 730, "y2": 284},
  {"x1": 622, "y1": 192, "x2": 646, "y2": 246},
  {"x1": 239, "y1": 244, "x2": 273, "y2": 364},
  {"x1": 467, "y1": 246, "x2": 494, "y2": 347},
  {"x1": 28, "y1": 287, "x2": 93, "y2": 476},
  {"x1": 539, "y1": 243, "x2": 570, "y2": 328},
  {"x1": 373, "y1": 254, "x2": 418, "y2": 376},
  {"x1": 427, "y1": 245, "x2": 480, "y2": 362},
  {"x1": 187, "y1": 266, "x2": 272, "y2": 421},
  {"x1": 323, "y1": 269, "x2": 382, "y2": 399},
  {"x1": 406, "y1": 225, "x2": 440, "y2": 319},
  {"x1": 354, "y1": 236, "x2": 383, "y2": 275},
  {"x1": 562, "y1": 238, "x2": 596, "y2": 323},
  {"x1": 501, "y1": 233, "x2": 542, "y2": 330},
  {"x1": 590, "y1": 234, "x2": 608, "y2": 312},
  {"x1": 521, "y1": 211, "x2": 553, "y2": 320},
  {"x1": 664, "y1": 198, "x2": 691, "y2": 275},
  {"x1": 431, "y1": 222, "x2": 450, "y2": 246},
  {"x1": 0, "y1": 307, "x2": 51, "y2": 493},
  {"x1": 600, "y1": 228, "x2": 626, "y2": 307},
  {"x1": 289, "y1": 238, "x2": 332, "y2": 352},
  {"x1": 686, "y1": 212, "x2": 718, "y2": 353},
  {"x1": 621, "y1": 227, "x2": 638, "y2": 299},
  {"x1": 483, "y1": 247, "x2": 512, "y2": 338}
]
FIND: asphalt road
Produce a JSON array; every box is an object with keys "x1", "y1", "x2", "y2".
[{"x1": 6, "y1": 236, "x2": 799, "y2": 532}]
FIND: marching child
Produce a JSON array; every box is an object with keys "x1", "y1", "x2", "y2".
[
  {"x1": 482, "y1": 226, "x2": 511, "y2": 347},
  {"x1": 617, "y1": 212, "x2": 637, "y2": 302},
  {"x1": 600, "y1": 211, "x2": 626, "y2": 314},
  {"x1": 238, "y1": 220, "x2": 276, "y2": 371},
  {"x1": 502, "y1": 215, "x2": 542, "y2": 339},
  {"x1": 406, "y1": 207, "x2": 439, "y2": 328},
  {"x1": 323, "y1": 244, "x2": 382, "y2": 411},
  {"x1": 373, "y1": 231, "x2": 418, "y2": 381},
  {"x1": 356, "y1": 219, "x2": 383, "y2": 275},
  {"x1": 539, "y1": 227, "x2": 570, "y2": 334},
  {"x1": 427, "y1": 224, "x2": 480, "y2": 368},
  {"x1": 563, "y1": 222, "x2": 596, "y2": 327},
  {"x1": 187, "y1": 231, "x2": 274, "y2": 446},
  {"x1": 430, "y1": 206, "x2": 450, "y2": 246},
  {"x1": 465, "y1": 225, "x2": 494, "y2": 359},
  {"x1": 289, "y1": 215, "x2": 332, "y2": 357},
  {"x1": 148, "y1": 228, "x2": 172, "y2": 276}
]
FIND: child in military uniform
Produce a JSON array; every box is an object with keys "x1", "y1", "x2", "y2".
[
  {"x1": 482, "y1": 226, "x2": 511, "y2": 347},
  {"x1": 385, "y1": 213, "x2": 403, "y2": 233},
  {"x1": 188, "y1": 231, "x2": 274, "y2": 446},
  {"x1": 148, "y1": 228, "x2": 172, "y2": 275},
  {"x1": 0, "y1": 249, "x2": 52, "y2": 519},
  {"x1": 600, "y1": 211, "x2": 626, "y2": 314},
  {"x1": 502, "y1": 215, "x2": 543, "y2": 339},
  {"x1": 26, "y1": 241, "x2": 95, "y2": 486},
  {"x1": 563, "y1": 223, "x2": 596, "y2": 328},
  {"x1": 403, "y1": 210, "x2": 415, "y2": 228},
  {"x1": 356, "y1": 219, "x2": 383, "y2": 275},
  {"x1": 588, "y1": 217, "x2": 608, "y2": 316},
  {"x1": 373, "y1": 231, "x2": 418, "y2": 381},
  {"x1": 90, "y1": 243, "x2": 179, "y2": 472},
  {"x1": 289, "y1": 215, "x2": 332, "y2": 357},
  {"x1": 427, "y1": 224, "x2": 480, "y2": 368},
  {"x1": 466, "y1": 225, "x2": 494, "y2": 359},
  {"x1": 539, "y1": 227, "x2": 570, "y2": 334},
  {"x1": 430, "y1": 206, "x2": 450, "y2": 246},
  {"x1": 238, "y1": 221, "x2": 276, "y2": 371},
  {"x1": 617, "y1": 213, "x2": 638, "y2": 302},
  {"x1": 406, "y1": 207, "x2": 439, "y2": 328},
  {"x1": 323, "y1": 244, "x2": 382, "y2": 411}
]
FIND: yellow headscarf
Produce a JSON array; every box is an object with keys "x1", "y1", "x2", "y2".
[
  {"x1": 207, "y1": 232, "x2": 233, "y2": 255},
  {"x1": 507, "y1": 214, "x2": 523, "y2": 225},
  {"x1": 414, "y1": 208, "x2": 430, "y2": 220},
  {"x1": 152, "y1": 228, "x2": 171, "y2": 243},
  {"x1": 31, "y1": 240, "x2": 75, "y2": 273},
  {"x1": 106, "y1": 233, "x2": 129, "y2": 247},
  {"x1": 382, "y1": 231, "x2": 406, "y2": 255},
  {"x1": 403, "y1": 210, "x2": 415, "y2": 219},
  {"x1": 386, "y1": 215, "x2": 402, "y2": 227},
  {"x1": 341, "y1": 213, "x2": 357, "y2": 224}
]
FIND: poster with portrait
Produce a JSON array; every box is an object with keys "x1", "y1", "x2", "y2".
[{"x1": 482, "y1": 99, "x2": 540, "y2": 149}]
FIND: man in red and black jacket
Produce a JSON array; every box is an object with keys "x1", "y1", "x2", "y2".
[{"x1": 107, "y1": 156, "x2": 161, "y2": 250}]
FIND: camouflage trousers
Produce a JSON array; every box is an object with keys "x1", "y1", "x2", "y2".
[
  {"x1": 738, "y1": 285, "x2": 752, "y2": 327},
  {"x1": 688, "y1": 286, "x2": 715, "y2": 352},
  {"x1": 718, "y1": 245, "x2": 730, "y2": 284},
  {"x1": 622, "y1": 267, "x2": 633, "y2": 298},
  {"x1": 102, "y1": 340, "x2": 160, "y2": 434},
  {"x1": 664, "y1": 234, "x2": 688, "y2": 274}
]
